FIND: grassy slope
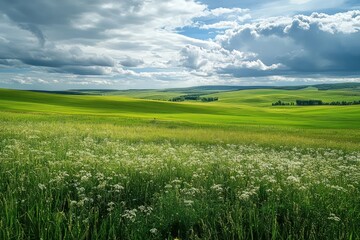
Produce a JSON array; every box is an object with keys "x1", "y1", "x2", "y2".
[
  {"x1": 206, "y1": 87, "x2": 360, "y2": 106},
  {"x1": 1, "y1": 88, "x2": 359, "y2": 128},
  {"x1": 0, "y1": 87, "x2": 359, "y2": 150}
]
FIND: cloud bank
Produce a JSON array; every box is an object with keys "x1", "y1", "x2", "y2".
[
  {"x1": 0, "y1": 0, "x2": 359, "y2": 89},
  {"x1": 180, "y1": 11, "x2": 360, "y2": 79}
]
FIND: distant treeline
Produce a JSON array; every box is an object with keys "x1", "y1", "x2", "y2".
[
  {"x1": 169, "y1": 95, "x2": 219, "y2": 102},
  {"x1": 272, "y1": 100, "x2": 360, "y2": 106},
  {"x1": 317, "y1": 100, "x2": 360, "y2": 105},
  {"x1": 296, "y1": 100, "x2": 323, "y2": 106},
  {"x1": 272, "y1": 100, "x2": 295, "y2": 106}
]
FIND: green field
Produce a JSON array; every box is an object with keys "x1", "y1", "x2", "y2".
[
  {"x1": 1, "y1": 87, "x2": 360, "y2": 149},
  {"x1": 1, "y1": 85, "x2": 360, "y2": 239}
]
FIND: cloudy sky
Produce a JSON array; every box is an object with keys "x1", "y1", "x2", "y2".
[{"x1": 0, "y1": 0, "x2": 359, "y2": 90}]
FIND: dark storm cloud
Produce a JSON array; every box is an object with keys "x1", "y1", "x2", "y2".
[
  {"x1": 0, "y1": 0, "x2": 121, "y2": 75},
  {"x1": 17, "y1": 23, "x2": 46, "y2": 47},
  {"x1": 0, "y1": 0, "x2": 97, "y2": 25},
  {"x1": 21, "y1": 47, "x2": 115, "y2": 68},
  {"x1": 0, "y1": 0, "x2": 137, "y2": 43},
  {"x1": 211, "y1": 11, "x2": 360, "y2": 78},
  {"x1": 0, "y1": 0, "x2": 193, "y2": 43},
  {"x1": 0, "y1": 59, "x2": 22, "y2": 67},
  {"x1": 0, "y1": 39, "x2": 115, "y2": 75},
  {"x1": 120, "y1": 56, "x2": 144, "y2": 67},
  {"x1": 0, "y1": 0, "x2": 206, "y2": 78},
  {"x1": 51, "y1": 66, "x2": 110, "y2": 75}
]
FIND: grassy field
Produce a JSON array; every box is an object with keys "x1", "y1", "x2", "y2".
[{"x1": 1, "y1": 86, "x2": 360, "y2": 239}]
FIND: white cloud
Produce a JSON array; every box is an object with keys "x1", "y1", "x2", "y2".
[
  {"x1": 194, "y1": 7, "x2": 251, "y2": 30},
  {"x1": 178, "y1": 44, "x2": 282, "y2": 77},
  {"x1": 204, "y1": 8, "x2": 249, "y2": 17}
]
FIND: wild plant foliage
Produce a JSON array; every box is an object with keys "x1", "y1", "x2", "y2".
[{"x1": 1, "y1": 121, "x2": 360, "y2": 239}]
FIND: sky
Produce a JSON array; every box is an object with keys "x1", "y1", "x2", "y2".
[{"x1": 0, "y1": 0, "x2": 359, "y2": 90}]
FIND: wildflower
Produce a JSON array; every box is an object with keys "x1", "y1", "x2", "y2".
[
  {"x1": 97, "y1": 181, "x2": 107, "y2": 189},
  {"x1": 328, "y1": 213, "x2": 341, "y2": 222},
  {"x1": 113, "y1": 184, "x2": 124, "y2": 192},
  {"x1": 81, "y1": 175, "x2": 90, "y2": 182},
  {"x1": 150, "y1": 228, "x2": 158, "y2": 234},
  {"x1": 138, "y1": 205, "x2": 153, "y2": 215},
  {"x1": 286, "y1": 176, "x2": 300, "y2": 184},
  {"x1": 239, "y1": 192, "x2": 251, "y2": 201},
  {"x1": 122, "y1": 209, "x2": 137, "y2": 222},
  {"x1": 107, "y1": 202, "x2": 115, "y2": 212},
  {"x1": 138, "y1": 205, "x2": 146, "y2": 212},
  {"x1": 38, "y1": 183, "x2": 46, "y2": 190},
  {"x1": 211, "y1": 184, "x2": 223, "y2": 192},
  {"x1": 184, "y1": 199, "x2": 194, "y2": 207}
]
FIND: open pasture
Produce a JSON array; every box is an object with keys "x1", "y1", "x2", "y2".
[{"x1": 1, "y1": 86, "x2": 360, "y2": 239}]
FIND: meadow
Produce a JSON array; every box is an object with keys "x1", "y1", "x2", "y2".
[{"x1": 1, "y1": 85, "x2": 360, "y2": 239}]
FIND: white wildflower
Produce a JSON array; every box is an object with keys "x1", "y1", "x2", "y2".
[
  {"x1": 107, "y1": 202, "x2": 115, "y2": 212},
  {"x1": 113, "y1": 184, "x2": 124, "y2": 192},
  {"x1": 287, "y1": 176, "x2": 300, "y2": 184},
  {"x1": 38, "y1": 183, "x2": 46, "y2": 190},
  {"x1": 184, "y1": 199, "x2": 194, "y2": 207},
  {"x1": 211, "y1": 184, "x2": 223, "y2": 192},
  {"x1": 150, "y1": 228, "x2": 158, "y2": 234},
  {"x1": 122, "y1": 209, "x2": 137, "y2": 222},
  {"x1": 328, "y1": 213, "x2": 341, "y2": 222}
]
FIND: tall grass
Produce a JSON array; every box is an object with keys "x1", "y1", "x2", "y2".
[
  {"x1": 1, "y1": 113, "x2": 360, "y2": 239},
  {"x1": 1, "y1": 112, "x2": 359, "y2": 151}
]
